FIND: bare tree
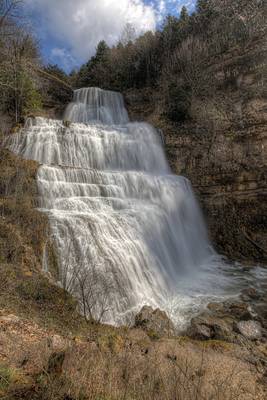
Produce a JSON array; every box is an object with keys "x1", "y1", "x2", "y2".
[
  {"x1": 57, "y1": 238, "x2": 115, "y2": 323},
  {"x1": 76, "y1": 264, "x2": 114, "y2": 323},
  {"x1": 119, "y1": 22, "x2": 137, "y2": 46},
  {"x1": 0, "y1": 0, "x2": 22, "y2": 30}
]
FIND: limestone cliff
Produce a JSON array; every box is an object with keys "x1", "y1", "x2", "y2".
[{"x1": 125, "y1": 60, "x2": 267, "y2": 263}]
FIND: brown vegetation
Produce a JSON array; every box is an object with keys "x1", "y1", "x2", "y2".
[{"x1": 0, "y1": 313, "x2": 266, "y2": 400}]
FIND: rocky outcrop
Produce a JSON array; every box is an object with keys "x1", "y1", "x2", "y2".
[
  {"x1": 235, "y1": 321, "x2": 262, "y2": 341},
  {"x1": 135, "y1": 306, "x2": 176, "y2": 337},
  {"x1": 164, "y1": 119, "x2": 267, "y2": 263},
  {"x1": 125, "y1": 74, "x2": 267, "y2": 263},
  {"x1": 187, "y1": 299, "x2": 266, "y2": 343},
  {"x1": 188, "y1": 313, "x2": 234, "y2": 341}
]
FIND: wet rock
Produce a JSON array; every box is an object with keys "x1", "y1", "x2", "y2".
[
  {"x1": 254, "y1": 303, "x2": 267, "y2": 323},
  {"x1": 207, "y1": 300, "x2": 253, "y2": 320},
  {"x1": 241, "y1": 288, "x2": 261, "y2": 302},
  {"x1": 188, "y1": 313, "x2": 234, "y2": 341},
  {"x1": 223, "y1": 301, "x2": 253, "y2": 320},
  {"x1": 135, "y1": 306, "x2": 175, "y2": 337},
  {"x1": 207, "y1": 302, "x2": 225, "y2": 314},
  {"x1": 63, "y1": 120, "x2": 71, "y2": 128},
  {"x1": 234, "y1": 321, "x2": 262, "y2": 340},
  {"x1": 188, "y1": 319, "x2": 212, "y2": 340}
]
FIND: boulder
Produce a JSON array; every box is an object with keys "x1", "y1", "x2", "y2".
[
  {"x1": 187, "y1": 313, "x2": 234, "y2": 342},
  {"x1": 223, "y1": 301, "x2": 253, "y2": 320},
  {"x1": 234, "y1": 321, "x2": 262, "y2": 340},
  {"x1": 241, "y1": 288, "x2": 261, "y2": 301},
  {"x1": 135, "y1": 306, "x2": 175, "y2": 337},
  {"x1": 63, "y1": 120, "x2": 71, "y2": 128},
  {"x1": 188, "y1": 320, "x2": 212, "y2": 340},
  {"x1": 207, "y1": 301, "x2": 252, "y2": 320},
  {"x1": 47, "y1": 334, "x2": 66, "y2": 350}
]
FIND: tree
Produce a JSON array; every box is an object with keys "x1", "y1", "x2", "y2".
[
  {"x1": 196, "y1": 0, "x2": 209, "y2": 14},
  {"x1": 93, "y1": 40, "x2": 109, "y2": 63},
  {"x1": 0, "y1": 0, "x2": 21, "y2": 30},
  {"x1": 74, "y1": 40, "x2": 111, "y2": 88},
  {"x1": 0, "y1": 23, "x2": 42, "y2": 123},
  {"x1": 42, "y1": 64, "x2": 72, "y2": 107},
  {"x1": 180, "y1": 6, "x2": 189, "y2": 22},
  {"x1": 119, "y1": 23, "x2": 136, "y2": 46}
]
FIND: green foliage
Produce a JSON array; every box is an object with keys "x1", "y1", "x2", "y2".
[
  {"x1": 43, "y1": 64, "x2": 73, "y2": 106},
  {"x1": 180, "y1": 6, "x2": 189, "y2": 22},
  {"x1": 76, "y1": 40, "x2": 110, "y2": 88},
  {"x1": 0, "y1": 22, "x2": 43, "y2": 122},
  {"x1": 0, "y1": 364, "x2": 14, "y2": 392},
  {"x1": 165, "y1": 84, "x2": 191, "y2": 122},
  {"x1": 147, "y1": 329, "x2": 160, "y2": 340}
]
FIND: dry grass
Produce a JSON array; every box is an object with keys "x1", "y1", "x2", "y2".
[
  {"x1": 0, "y1": 317, "x2": 265, "y2": 400},
  {"x1": 55, "y1": 338, "x2": 265, "y2": 400},
  {"x1": 0, "y1": 147, "x2": 46, "y2": 270}
]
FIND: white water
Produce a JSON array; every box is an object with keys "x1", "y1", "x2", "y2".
[{"x1": 6, "y1": 87, "x2": 265, "y2": 327}]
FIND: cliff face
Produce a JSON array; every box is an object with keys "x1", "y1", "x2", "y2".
[
  {"x1": 125, "y1": 74, "x2": 267, "y2": 263},
  {"x1": 165, "y1": 118, "x2": 267, "y2": 263}
]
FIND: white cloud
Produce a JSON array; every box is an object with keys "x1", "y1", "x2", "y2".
[
  {"x1": 26, "y1": 0, "x2": 157, "y2": 67},
  {"x1": 25, "y1": 0, "x2": 196, "y2": 69}
]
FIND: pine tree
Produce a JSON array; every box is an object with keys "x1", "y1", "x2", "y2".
[
  {"x1": 180, "y1": 6, "x2": 189, "y2": 21},
  {"x1": 94, "y1": 41, "x2": 109, "y2": 63}
]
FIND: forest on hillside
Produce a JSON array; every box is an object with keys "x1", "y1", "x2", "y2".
[{"x1": 0, "y1": 0, "x2": 266, "y2": 134}]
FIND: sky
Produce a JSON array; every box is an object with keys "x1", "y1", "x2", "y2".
[{"x1": 24, "y1": 0, "x2": 196, "y2": 72}]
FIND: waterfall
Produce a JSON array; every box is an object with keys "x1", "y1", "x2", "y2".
[
  {"x1": 64, "y1": 87, "x2": 129, "y2": 125},
  {"x1": 6, "y1": 87, "x2": 226, "y2": 326}
]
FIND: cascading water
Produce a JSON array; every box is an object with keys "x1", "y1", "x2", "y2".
[
  {"x1": 7, "y1": 87, "x2": 264, "y2": 327},
  {"x1": 64, "y1": 87, "x2": 129, "y2": 125}
]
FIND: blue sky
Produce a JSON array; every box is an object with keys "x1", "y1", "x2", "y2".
[{"x1": 24, "y1": 0, "x2": 196, "y2": 72}]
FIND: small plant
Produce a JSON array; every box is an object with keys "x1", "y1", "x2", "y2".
[
  {"x1": 147, "y1": 329, "x2": 160, "y2": 341},
  {"x1": 0, "y1": 364, "x2": 23, "y2": 399},
  {"x1": 0, "y1": 364, "x2": 15, "y2": 393}
]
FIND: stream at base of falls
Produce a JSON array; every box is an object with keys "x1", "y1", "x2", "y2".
[{"x1": 6, "y1": 87, "x2": 267, "y2": 329}]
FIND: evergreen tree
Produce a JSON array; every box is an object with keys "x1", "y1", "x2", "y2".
[
  {"x1": 180, "y1": 6, "x2": 189, "y2": 21},
  {"x1": 75, "y1": 41, "x2": 110, "y2": 88},
  {"x1": 93, "y1": 40, "x2": 110, "y2": 64}
]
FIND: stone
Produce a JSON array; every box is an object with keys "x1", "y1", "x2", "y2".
[
  {"x1": 135, "y1": 306, "x2": 175, "y2": 337},
  {"x1": 63, "y1": 120, "x2": 71, "y2": 128},
  {"x1": 241, "y1": 288, "x2": 261, "y2": 301},
  {"x1": 223, "y1": 301, "x2": 252, "y2": 320},
  {"x1": 187, "y1": 313, "x2": 234, "y2": 342},
  {"x1": 188, "y1": 321, "x2": 212, "y2": 340},
  {"x1": 49, "y1": 334, "x2": 65, "y2": 350},
  {"x1": 234, "y1": 320, "x2": 262, "y2": 340},
  {"x1": 254, "y1": 303, "x2": 267, "y2": 323},
  {"x1": 207, "y1": 302, "x2": 225, "y2": 314},
  {"x1": 207, "y1": 300, "x2": 253, "y2": 320}
]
